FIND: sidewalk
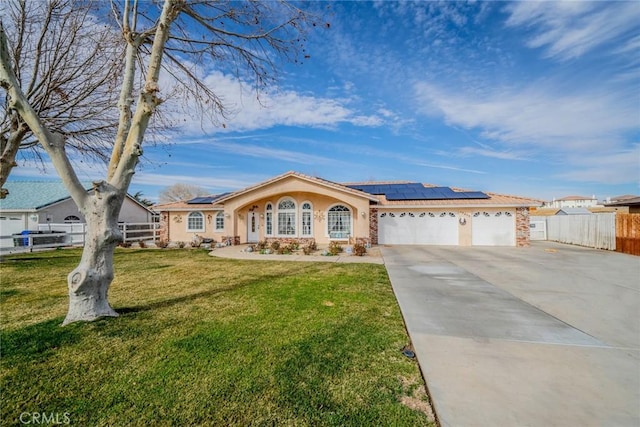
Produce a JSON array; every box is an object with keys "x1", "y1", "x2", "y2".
[{"x1": 208, "y1": 244, "x2": 384, "y2": 264}]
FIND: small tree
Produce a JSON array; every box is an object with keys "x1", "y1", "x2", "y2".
[
  {"x1": 0, "y1": 0, "x2": 311, "y2": 325},
  {"x1": 158, "y1": 183, "x2": 208, "y2": 203}
]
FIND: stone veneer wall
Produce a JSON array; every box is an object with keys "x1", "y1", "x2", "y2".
[
  {"x1": 222, "y1": 236, "x2": 241, "y2": 246},
  {"x1": 369, "y1": 207, "x2": 379, "y2": 245},
  {"x1": 516, "y1": 207, "x2": 530, "y2": 247},
  {"x1": 159, "y1": 212, "x2": 170, "y2": 242},
  {"x1": 264, "y1": 237, "x2": 316, "y2": 246}
]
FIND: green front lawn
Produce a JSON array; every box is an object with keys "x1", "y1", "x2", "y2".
[{"x1": 0, "y1": 249, "x2": 433, "y2": 426}]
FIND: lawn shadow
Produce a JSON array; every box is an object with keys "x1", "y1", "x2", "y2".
[
  {"x1": 0, "y1": 317, "x2": 83, "y2": 360},
  {"x1": 116, "y1": 264, "x2": 313, "y2": 316}
]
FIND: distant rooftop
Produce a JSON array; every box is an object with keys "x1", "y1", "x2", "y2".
[{"x1": 0, "y1": 181, "x2": 91, "y2": 210}]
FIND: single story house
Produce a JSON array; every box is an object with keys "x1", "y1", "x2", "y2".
[
  {"x1": 0, "y1": 181, "x2": 155, "y2": 241},
  {"x1": 154, "y1": 171, "x2": 542, "y2": 247}
]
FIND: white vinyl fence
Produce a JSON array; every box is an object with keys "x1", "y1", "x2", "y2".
[
  {"x1": 0, "y1": 222, "x2": 160, "y2": 254},
  {"x1": 530, "y1": 213, "x2": 616, "y2": 250}
]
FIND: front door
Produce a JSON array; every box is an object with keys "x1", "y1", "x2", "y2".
[{"x1": 247, "y1": 212, "x2": 259, "y2": 243}]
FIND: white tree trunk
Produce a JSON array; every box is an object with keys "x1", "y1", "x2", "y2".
[{"x1": 62, "y1": 185, "x2": 124, "y2": 325}]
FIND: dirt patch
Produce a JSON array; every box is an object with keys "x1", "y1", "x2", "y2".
[{"x1": 399, "y1": 375, "x2": 436, "y2": 423}]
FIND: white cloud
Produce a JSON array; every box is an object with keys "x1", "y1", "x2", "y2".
[
  {"x1": 132, "y1": 172, "x2": 259, "y2": 192},
  {"x1": 165, "y1": 70, "x2": 383, "y2": 135},
  {"x1": 414, "y1": 81, "x2": 637, "y2": 151},
  {"x1": 505, "y1": 1, "x2": 640, "y2": 61},
  {"x1": 557, "y1": 144, "x2": 640, "y2": 185},
  {"x1": 412, "y1": 161, "x2": 486, "y2": 175},
  {"x1": 414, "y1": 79, "x2": 639, "y2": 185},
  {"x1": 456, "y1": 146, "x2": 529, "y2": 161},
  {"x1": 182, "y1": 138, "x2": 341, "y2": 166}
]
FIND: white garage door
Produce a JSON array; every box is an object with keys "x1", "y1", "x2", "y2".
[
  {"x1": 378, "y1": 211, "x2": 459, "y2": 245},
  {"x1": 472, "y1": 211, "x2": 515, "y2": 246}
]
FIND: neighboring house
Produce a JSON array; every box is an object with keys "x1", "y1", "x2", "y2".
[
  {"x1": 154, "y1": 171, "x2": 542, "y2": 247},
  {"x1": 0, "y1": 181, "x2": 156, "y2": 239},
  {"x1": 556, "y1": 207, "x2": 592, "y2": 215},
  {"x1": 605, "y1": 196, "x2": 640, "y2": 214},
  {"x1": 607, "y1": 195, "x2": 637, "y2": 204},
  {"x1": 549, "y1": 195, "x2": 599, "y2": 209}
]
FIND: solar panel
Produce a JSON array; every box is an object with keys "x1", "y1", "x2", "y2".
[
  {"x1": 187, "y1": 197, "x2": 213, "y2": 204},
  {"x1": 347, "y1": 183, "x2": 489, "y2": 200},
  {"x1": 187, "y1": 192, "x2": 231, "y2": 204}
]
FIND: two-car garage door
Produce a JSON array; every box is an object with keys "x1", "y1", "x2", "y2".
[{"x1": 378, "y1": 210, "x2": 515, "y2": 246}]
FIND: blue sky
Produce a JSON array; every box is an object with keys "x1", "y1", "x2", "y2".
[{"x1": 12, "y1": 1, "x2": 640, "y2": 202}]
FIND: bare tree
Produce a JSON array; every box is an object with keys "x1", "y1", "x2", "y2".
[
  {"x1": 158, "y1": 183, "x2": 209, "y2": 203},
  {"x1": 0, "y1": 0, "x2": 124, "y2": 198},
  {"x1": 0, "y1": 0, "x2": 311, "y2": 325}
]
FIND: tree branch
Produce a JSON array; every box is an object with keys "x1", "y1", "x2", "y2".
[
  {"x1": 0, "y1": 21, "x2": 87, "y2": 206},
  {"x1": 110, "y1": 0, "x2": 182, "y2": 190}
]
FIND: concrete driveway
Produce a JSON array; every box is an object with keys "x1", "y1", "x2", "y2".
[{"x1": 382, "y1": 241, "x2": 640, "y2": 427}]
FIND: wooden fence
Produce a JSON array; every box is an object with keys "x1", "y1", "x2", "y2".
[{"x1": 616, "y1": 213, "x2": 640, "y2": 256}]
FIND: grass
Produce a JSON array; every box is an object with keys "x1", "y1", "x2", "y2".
[{"x1": 0, "y1": 248, "x2": 433, "y2": 426}]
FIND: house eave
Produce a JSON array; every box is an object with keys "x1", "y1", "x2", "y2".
[
  {"x1": 378, "y1": 203, "x2": 539, "y2": 209},
  {"x1": 214, "y1": 171, "x2": 379, "y2": 205}
]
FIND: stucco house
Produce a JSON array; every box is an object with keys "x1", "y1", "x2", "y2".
[
  {"x1": 549, "y1": 195, "x2": 600, "y2": 209},
  {"x1": 155, "y1": 171, "x2": 541, "y2": 247},
  {"x1": 0, "y1": 181, "x2": 155, "y2": 241}
]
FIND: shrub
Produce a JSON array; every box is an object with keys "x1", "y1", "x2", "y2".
[
  {"x1": 255, "y1": 240, "x2": 269, "y2": 250},
  {"x1": 270, "y1": 240, "x2": 280, "y2": 251},
  {"x1": 328, "y1": 241, "x2": 343, "y2": 256},
  {"x1": 118, "y1": 241, "x2": 132, "y2": 248},
  {"x1": 277, "y1": 244, "x2": 294, "y2": 255},
  {"x1": 353, "y1": 242, "x2": 367, "y2": 256},
  {"x1": 302, "y1": 240, "x2": 317, "y2": 255},
  {"x1": 177, "y1": 241, "x2": 186, "y2": 248},
  {"x1": 156, "y1": 240, "x2": 169, "y2": 249}
]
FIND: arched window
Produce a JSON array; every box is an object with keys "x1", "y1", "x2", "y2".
[
  {"x1": 277, "y1": 198, "x2": 296, "y2": 236},
  {"x1": 265, "y1": 203, "x2": 273, "y2": 236},
  {"x1": 215, "y1": 212, "x2": 225, "y2": 231},
  {"x1": 63, "y1": 215, "x2": 81, "y2": 224},
  {"x1": 327, "y1": 205, "x2": 351, "y2": 238},
  {"x1": 187, "y1": 212, "x2": 204, "y2": 232},
  {"x1": 301, "y1": 202, "x2": 313, "y2": 236}
]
